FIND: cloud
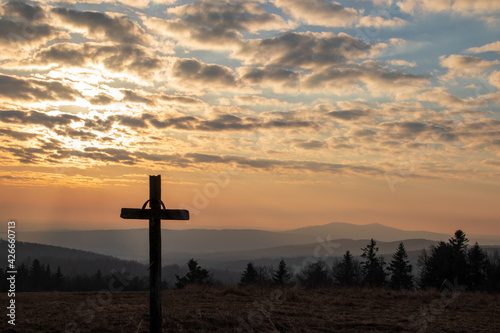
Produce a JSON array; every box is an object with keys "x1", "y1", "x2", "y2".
[
  {"x1": 234, "y1": 31, "x2": 372, "y2": 69},
  {"x1": 490, "y1": 71, "x2": 500, "y2": 89},
  {"x1": 170, "y1": 58, "x2": 239, "y2": 90},
  {"x1": 380, "y1": 120, "x2": 458, "y2": 141},
  {"x1": 1, "y1": 1, "x2": 45, "y2": 22},
  {"x1": 326, "y1": 109, "x2": 370, "y2": 121},
  {"x1": 47, "y1": 0, "x2": 176, "y2": 8},
  {"x1": 387, "y1": 59, "x2": 417, "y2": 67},
  {"x1": 0, "y1": 3, "x2": 70, "y2": 60},
  {"x1": 440, "y1": 55, "x2": 500, "y2": 81},
  {"x1": 238, "y1": 67, "x2": 299, "y2": 92},
  {"x1": 148, "y1": 112, "x2": 316, "y2": 132},
  {"x1": 51, "y1": 7, "x2": 151, "y2": 45},
  {"x1": 293, "y1": 139, "x2": 327, "y2": 150},
  {"x1": 466, "y1": 41, "x2": 500, "y2": 54},
  {"x1": 0, "y1": 74, "x2": 81, "y2": 102},
  {"x1": 0, "y1": 128, "x2": 37, "y2": 141},
  {"x1": 0, "y1": 110, "x2": 80, "y2": 129},
  {"x1": 144, "y1": 0, "x2": 292, "y2": 50},
  {"x1": 272, "y1": 0, "x2": 358, "y2": 27},
  {"x1": 183, "y1": 153, "x2": 382, "y2": 175},
  {"x1": 32, "y1": 42, "x2": 166, "y2": 80},
  {"x1": 358, "y1": 15, "x2": 408, "y2": 28},
  {"x1": 302, "y1": 61, "x2": 428, "y2": 95},
  {"x1": 399, "y1": 0, "x2": 500, "y2": 16}
]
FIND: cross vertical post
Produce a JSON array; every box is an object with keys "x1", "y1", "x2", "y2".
[
  {"x1": 149, "y1": 175, "x2": 162, "y2": 333},
  {"x1": 120, "y1": 175, "x2": 189, "y2": 333}
]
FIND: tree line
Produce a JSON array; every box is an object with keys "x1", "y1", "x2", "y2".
[
  {"x1": 176, "y1": 230, "x2": 500, "y2": 292},
  {"x1": 2, "y1": 230, "x2": 499, "y2": 292}
]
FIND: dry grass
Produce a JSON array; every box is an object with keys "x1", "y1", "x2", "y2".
[{"x1": 1, "y1": 286, "x2": 499, "y2": 332}]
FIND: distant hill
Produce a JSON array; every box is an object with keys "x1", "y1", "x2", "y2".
[
  {"x1": 17, "y1": 222, "x2": 500, "y2": 262},
  {"x1": 0, "y1": 240, "x2": 240, "y2": 285}
]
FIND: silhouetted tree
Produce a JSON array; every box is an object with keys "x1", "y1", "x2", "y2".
[
  {"x1": 487, "y1": 251, "x2": 500, "y2": 292},
  {"x1": 418, "y1": 242, "x2": 453, "y2": 289},
  {"x1": 388, "y1": 243, "x2": 413, "y2": 289},
  {"x1": 17, "y1": 263, "x2": 29, "y2": 292},
  {"x1": 298, "y1": 260, "x2": 331, "y2": 288},
  {"x1": 54, "y1": 266, "x2": 64, "y2": 291},
  {"x1": 419, "y1": 230, "x2": 471, "y2": 289},
  {"x1": 30, "y1": 259, "x2": 43, "y2": 291},
  {"x1": 333, "y1": 250, "x2": 361, "y2": 286},
  {"x1": 361, "y1": 239, "x2": 386, "y2": 286},
  {"x1": 175, "y1": 258, "x2": 210, "y2": 289},
  {"x1": 449, "y1": 230, "x2": 469, "y2": 284},
  {"x1": 272, "y1": 258, "x2": 292, "y2": 285},
  {"x1": 239, "y1": 262, "x2": 258, "y2": 286},
  {"x1": 466, "y1": 243, "x2": 490, "y2": 290}
]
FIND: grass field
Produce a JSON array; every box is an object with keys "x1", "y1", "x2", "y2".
[{"x1": 1, "y1": 286, "x2": 499, "y2": 332}]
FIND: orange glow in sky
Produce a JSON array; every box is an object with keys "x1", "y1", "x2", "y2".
[{"x1": 0, "y1": 0, "x2": 499, "y2": 236}]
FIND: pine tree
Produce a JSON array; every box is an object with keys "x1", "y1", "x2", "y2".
[
  {"x1": 30, "y1": 259, "x2": 43, "y2": 291},
  {"x1": 466, "y1": 242, "x2": 490, "y2": 290},
  {"x1": 449, "y1": 230, "x2": 470, "y2": 285},
  {"x1": 298, "y1": 260, "x2": 331, "y2": 288},
  {"x1": 388, "y1": 243, "x2": 413, "y2": 289},
  {"x1": 272, "y1": 259, "x2": 292, "y2": 285},
  {"x1": 239, "y1": 262, "x2": 258, "y2": 286},
  {"x1": 333, "y1": 250, "x2": 361, "y2": 286},
  {"x1": 418, "y1": 242, "x2": 453, "y2": 289},
  {"x1": 175, "y1": 258, "x2": 210, "y2": 289},
  {"x1": 54, "y1": 266, "x2": 64, "y2": 291},
  {"x1": 361, "y1": 239, "x2": 386, "y2": 287}
]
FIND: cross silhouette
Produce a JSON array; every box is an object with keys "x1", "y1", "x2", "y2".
[{"x1": 120, "y1": 175, "x2": 189, "y2": 333}]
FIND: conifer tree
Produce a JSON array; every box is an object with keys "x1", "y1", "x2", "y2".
[
  {"x1": 388, "y1": 243, "x2": 413, "y2": 289},
  {"x1": 467, "y1": 242, "x2": 490, "y2": 290},
  {"x1": 333, "y1": 250, "x2": 361, "y2": 286},
  {"x1": 361, "y1": 239, "x2": 386, "y2": 286},
  {"x1": 239, "y1": 262, "x2": 258, "y2": 286},
  {"x1": 298, "y1": 260, "x2": 331, "y2": 288},
  {"x1": 54, "y1": 266, "x2": 64, "y2": 291},
  {"x1": 272, "y1": 258, "x2": 292, "y2": 285},
  {"x1": 175, "y1": 258, "x2": 210, "y2": 289}
]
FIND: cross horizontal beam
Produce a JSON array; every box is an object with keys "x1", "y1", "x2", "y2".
[{"x1": 120, "y1": 208, "x2": 189, "y2": 220}]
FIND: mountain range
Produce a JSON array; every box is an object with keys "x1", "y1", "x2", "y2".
[{"x1": 17, "y1": 222, "x2": 500, "y2": 263}]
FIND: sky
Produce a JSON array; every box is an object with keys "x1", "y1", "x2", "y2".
[{"x1": 0, "y1": 0, "x2": 499, "y2": 235}]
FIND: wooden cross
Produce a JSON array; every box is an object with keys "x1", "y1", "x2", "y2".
[{"x1": 120, "y1": 175, "x2": 189, "y2": 333}]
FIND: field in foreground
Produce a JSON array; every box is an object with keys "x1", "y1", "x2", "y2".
[{"x1": 1, "y1": 286, "x2": 499, "y2": 332}]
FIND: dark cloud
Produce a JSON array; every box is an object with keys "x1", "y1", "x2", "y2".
[
  {"x1": 89, "y1": 93, "x2": 115, "y2": 105},
  {"x1": 381, "y1": 121, "x2": 458, "y2": 141},
  {"x1": 327, "y1": 109, "x2": 369, "y2": 121},
  {"x1": 303, "y1": 62, "x2": 428, "y2": 92},
  {"x1": 235, "y1": 32, "x2": 371, "y2": 69},
  {"x1": 0, "y1": 74, "x2": 81, "y2": 102},
  {"x1": 148, "y1": 115, "x2": 198, "y2": 130},
  {"x1": 0, "y1": 110, "x2": 80, "y2": 128},
  {"x1": 2, "y1": 1, "x2": 45, "y2": 22},
  {"x1": 0, "y1": 17, "x2": 66, "y2": 48},
  {"x1": 121, "y1": 89, "x2": 155, "y2": 105},
  {"x1": 182, "y1": 153, "x2": 382, "y2": 175},
  {"x1": 33, "y1": 42, "x2": 164, "y2": 79},
  {"x1": 0, "y1": 128, "x2": 37, "y2": 141},
  {"x1": 1, "y1": 146, "x2": 44, "y2": 164},
  {"x1": 171, "y1": 58, "x2": 238, "y2": 88},
  {"x1": 158, "y1": 95, "x2": 204, "y2": 105},
  {"x1": 353, "y1": 129, "x2": 377, "y2": 137},
  {"x1": 239, "y1": 67, "x2": 299, "y2": 90},
  {"x1": 294, "y1": 140, "x2": 326, "y2": 150},
  {"x1": 145, "y1": 0, "x2": 289, "y2": 49},
  {"x1": 52, "y1": 7, "x2": 149, "y2": 44}
]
